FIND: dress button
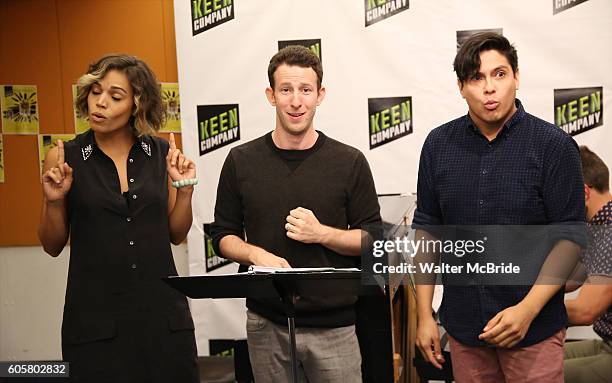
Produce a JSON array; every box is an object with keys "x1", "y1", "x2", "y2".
[
  {"x1": 129, "y1": 240, "x2": 134, "y2": 246},
  {"x1": 126, "y1": 217, "x2": 132, "y2": 222},
  {"x1": 129, "y1": 158, "x2": 134, "y2": 163},
  {"x1": 131, "y1": 264, "x2": 137, "y2": 269},
  {"x1": 132, "y1": 194, "x2": 137, "y2": 200},
  {"x1": 129, "y1": 178, "x2": 134, "y2": 183}
]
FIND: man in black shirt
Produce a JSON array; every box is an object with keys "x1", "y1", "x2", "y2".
[
  {"x1": 211, "y1": 45, "x2": 380, "y2": 382},
  {"x1": 413, "y1": 33, "x2": 585, "y2": 382}
]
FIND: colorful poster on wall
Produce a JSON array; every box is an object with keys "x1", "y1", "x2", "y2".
[
  {"x1": 72, "y1": 84, "x2": 89, "y2": 134},
  {"x1": 38, "y1": 134, "x2": 75, "y2": 176},
  {"x1": 160, "y1": 83, "x2": 181, "y2": 133},
  {"x1": 0, "y1": 85, "x2": 39, "y2": 134},
  {"x1": 0, "y1": 134, "x2": 4, "y2": 183}
]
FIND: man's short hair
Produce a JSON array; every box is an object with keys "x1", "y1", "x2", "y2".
[
  {"x1": 580, "y1": 146, "x2": 610, "y2": 193},
  {"x1": 454, "y1": 32, "x2": 518, "y2": 85},
  {"x1": 268, "y1": 45, "x2": 323, "y2": 90}
]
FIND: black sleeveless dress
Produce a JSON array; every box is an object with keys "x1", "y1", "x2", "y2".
[{"x1": 61, "y1": 130, "x2": 198, "y2": 382}]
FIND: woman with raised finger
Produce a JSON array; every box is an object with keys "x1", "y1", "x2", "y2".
[{"x1": 38, "y1": 54, "x2": 199, "y2": 382}]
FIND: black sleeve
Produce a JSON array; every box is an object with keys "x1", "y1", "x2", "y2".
[
  {"x1": 412, "y1": 135, "x2": 443, "y2": 227},
  {"x1": 346, "y1": 151, "x2": 381, "y2": 233},
  {"x1": 542, "y1": 134, "x2": 587, "y2": 248},
  {"x1": 210, "y1": 151, "x2": 245, "y2": 257},
  {"x1": 543, "y1": 135, "x2": 585, "y2": 224}
]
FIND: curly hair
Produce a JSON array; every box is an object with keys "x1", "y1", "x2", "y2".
[{"x1": 75, "y1": 54, "x2": 164, "y2": 136}]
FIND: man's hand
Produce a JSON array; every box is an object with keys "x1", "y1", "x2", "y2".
[
  {"x1": 285, "y1": 207, "x2": 327, "y2": 244},
  {"x1": 416, "y1": 316, "x2": 445, "y2": 370},
  {"x1": 478, "y1": 302, "x2": 539, "y2": 348},
  {"x1": 249, "y1": 248, "x2": 291, "y2": 268}
]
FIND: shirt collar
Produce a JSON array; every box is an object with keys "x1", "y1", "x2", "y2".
[
  {"x1": 466, "y1": 99, "x2": 526, "y2": 140},
  {"x1": 590, "y1": 199, "x2": 612, "y2": 225},
  {"x1": 79, "y1": 129, "x2": 153, "y2": 161}
]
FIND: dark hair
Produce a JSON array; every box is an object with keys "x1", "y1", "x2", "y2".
[
  {"x1": 580, "y1": 146, "x2": 610, "y2": 193},
  {"x1": 268, "y1": 45, "x2": 323, "y2": 90},
  {"x1": 75, "y1": 54, "x2": 164, "y2": 136},
  {"x1": 454, "y1": 32, "x2": 518, "y2": 85}
]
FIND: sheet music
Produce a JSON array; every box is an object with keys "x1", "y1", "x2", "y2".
[{"x1": 247, "y1": 266, "x2": 360, "y2": 274}]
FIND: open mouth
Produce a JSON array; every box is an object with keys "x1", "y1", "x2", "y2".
[{"x1": 287, "y1": 112, "x2": 305, "y2": 118}]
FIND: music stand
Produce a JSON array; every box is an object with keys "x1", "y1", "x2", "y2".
[{"x1": 164, "y1": 270, "x2": 370, "y2": 383}]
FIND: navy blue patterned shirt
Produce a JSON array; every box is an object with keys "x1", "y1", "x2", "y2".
[
  {"x1": 582, "y1": 200, "x2": 612, "y2": 341},
  {"x1": 413, "y1": 99, "x2": 585, "y2": 347}
]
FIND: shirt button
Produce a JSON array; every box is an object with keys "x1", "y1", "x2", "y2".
[
  {"x1": 131, "y1": 264, "x2": 137, "y2": 269},
  {"x1": 126, "y1": 217, "x2": 132, "y2": 222},
  {"x1": 129, "y1": 178, "x2": 134, "y2": 183},
  {"x1": 482, "y1": 169, "x2": 487, "y2": 175},
  {"x1": 129, "y1": 158, "x2": 134, "y2": 163},
  {"x1": 479, "y1": 200, "x2": 484, "y2": 205},
  {"x1": 129, "y1": 240, "x2": 135, "y2": 246},
  {"x1": 132, "y1": 194, "x2": 137, "y2": 200}
]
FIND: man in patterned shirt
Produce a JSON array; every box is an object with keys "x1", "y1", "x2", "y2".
[
  {"x1": 413, "y1": 32, "x2": 585, "y2": 382},
  {"x1": 564, "y1": 146, "x2": 612, "y2": 383}
]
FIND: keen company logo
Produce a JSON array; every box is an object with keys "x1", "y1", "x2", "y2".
[
  {"x1": 457, "y1": 28, "x2": 503, "y2": 51},
  {"x1": 365, "y1": 0, "x2": 409, "y2": 27},
  {"x1": 553, "y1": 0, "x2": 590, "y2": 15},
  {"x1": 555, "y1": 87, "x2": 603, "y2": 136},
  {"x1": 204, "y1": 223, "x2": 231, "y2": 272},
  {"x1": 191, "y1": 0, "x2": 234, "y2": 36},
  {"x1": 198, "y1": 104, "x2": 240, "y2": 155},
  {"x1": 369, "y1": 97, "x2": 413, "y2": 149},
  {"x1": 278, "y1": 39, "x2": 322, "y2": 62}
]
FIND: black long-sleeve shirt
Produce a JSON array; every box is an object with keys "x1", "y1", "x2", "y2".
[{"x1": 211, "y1": 131, "x2": 381, "y2": 327}]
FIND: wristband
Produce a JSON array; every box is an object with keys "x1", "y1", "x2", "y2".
[{"x1": 172, "y1": 178, "x2": 198, "y2": 188}]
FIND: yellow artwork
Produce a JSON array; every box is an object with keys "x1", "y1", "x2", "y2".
[
  {"x1": 0, "y1": 85, "x2": 39, "y2": 134},
  {"x1": 72, "y1": 84, "x2": 89, "y2": 134},
  {"x1": 38, "y1": 134, "x2": 75, "y2": 176},
  {"x1": 160, "y1": 83, "x2": 181, "y2": 133},
  {"x1": 0, "y1": 134, "x2": 4, "y2": 183}
]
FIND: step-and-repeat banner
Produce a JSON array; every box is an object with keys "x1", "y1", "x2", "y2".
[{"x1": 174, "y1": 0, "x2": 612, "y2": 355}]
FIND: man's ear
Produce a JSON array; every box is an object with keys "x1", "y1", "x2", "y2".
[
  {"x1": 316, "y1": 86, "x2": 326, "y2": 106},
  {"x1": 584, "y1": 184, "x2": 591, "y2": 202},
  {"x1": 265, "y1": 87, "x2": 275, "y2": 106},
  {"x1": 457, "y1": 79, "x2": 465, "y2": 98},
  {"x1": 514, "y1": 68, "x2": 520, "y2": 91}
]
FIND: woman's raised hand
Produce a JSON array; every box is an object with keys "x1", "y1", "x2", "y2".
[{"x1": 42, "y1": 140, "x2": 73, "y2": 203}]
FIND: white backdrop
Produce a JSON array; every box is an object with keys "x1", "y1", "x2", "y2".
[{"x1": 174, "y1": 0, "x2": 612, "y2": 354}]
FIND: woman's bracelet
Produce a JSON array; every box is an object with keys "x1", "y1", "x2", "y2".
[{"x1": 172, "y1": 178, "x2": 198, "y2": 188}]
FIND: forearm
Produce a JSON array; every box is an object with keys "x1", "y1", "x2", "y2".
[
  {"x1": 520, "y1": 239, "x2": 581, "y2": 315},
  {"x1": 319, "y1": 227, "x2": 363, "y2": 256},
  {"x1": 566, "y1": 282, "x2": 612, "y2": 325},
  {"x1": 38, "y1": 198, "x2": 69, "y2": 257},
  {"x1": 416, "y1": 284, "x2": 436, "y2": 321},
  {"x1": 219, "y1": 235, "x2": 273, "y2": 265},
  {"x1": 169, "y1": 187, "x2": 194, "y2": 244},
  {"x1": 565, "y1": 298, "x2": 594, "y2": 325},
  {"x1": 520, "y1": 284, "x2": 562, "y2": 318}
]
